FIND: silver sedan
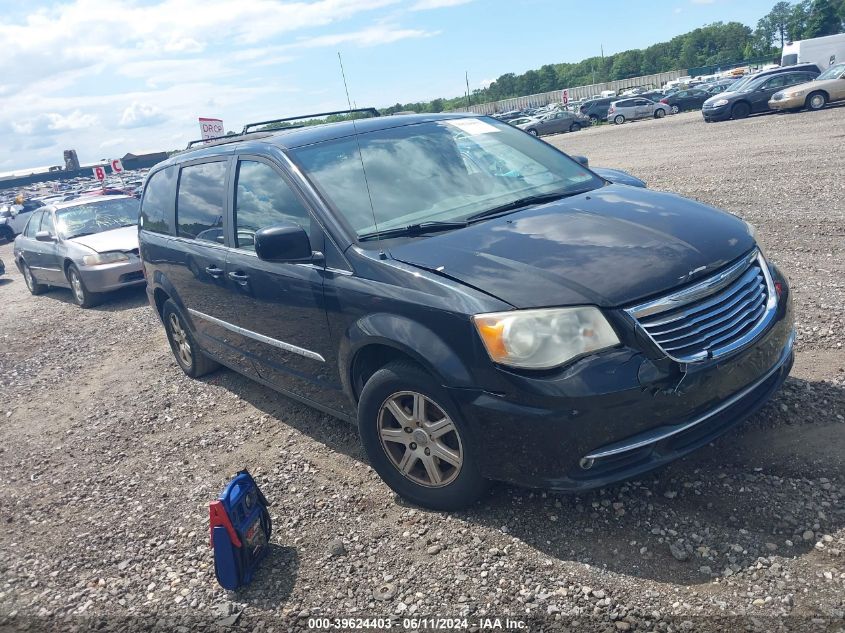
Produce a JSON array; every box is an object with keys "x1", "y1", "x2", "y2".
[{"x1": 13, "y1": 195, "x2": 144, "y2": 308}]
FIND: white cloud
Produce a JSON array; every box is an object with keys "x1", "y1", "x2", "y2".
[
  {"x1": 12, "y1": 110, "x2": 97, "y2": 135},
  {"x1": 297, "y1": 25, "x2": 437, "y2": 47},
  {"x1": 410, "y1": 0, "x2": 473, "y2": 9},
  {"x1": 119, "y1": 102, "x2": 167, "y2": 128}
]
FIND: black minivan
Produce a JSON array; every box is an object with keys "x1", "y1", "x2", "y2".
[{"x1": 139, "y1": 111, "x2": 794, "y2": 510}]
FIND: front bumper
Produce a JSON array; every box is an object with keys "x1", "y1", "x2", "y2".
[
  {"x1": 450, "y1": 277, "x2": 794, "y2": 491},
  {"x1": 79, "y1": 259, "x2": 145, "y2": 292},
  {"x1": 769, "y1": 95, "x2": 804, "y2": 111},
  {"x1": 702, "y1": 105, "x2": 732, "y2": 121}
]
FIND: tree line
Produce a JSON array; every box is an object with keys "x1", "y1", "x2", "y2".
[{"x1": 380, "y1": 0, "x2": 845, "y2": 114}]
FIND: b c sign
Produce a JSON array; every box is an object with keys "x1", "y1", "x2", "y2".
[
  {"x1": 92, "y1": 166, "x2": 106, "y2": 181},
  {"x1": 110, "y1": 158, "x2": 124, "y2": 174},
  {"x1": 199, "y1": 117, "x2": 225, "y2": 140}
]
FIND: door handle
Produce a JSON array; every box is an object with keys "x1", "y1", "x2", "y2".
[
  {"x1": 228, "y1": 270, "x2": 250, "y2": 285},
  {"x1": 205, "y1": 265, "x2": 224, "y2": 278}
]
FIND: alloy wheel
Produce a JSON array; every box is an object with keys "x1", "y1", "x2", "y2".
[
  {"x1": 809, "y1": 94, "x2": 826, "y2": 110},
  {"x1": 23, "y1": 265, "x2": 34, "y2": 291},
  {"x1": 378, "y1": 391, "x2": 463, "y2": 488},
  {"x1": 168, "y1": 313, "x2": 193, "y2": 368},
  {"x1": 70, "y1": 270, "x2": 85, "y2": 304}
]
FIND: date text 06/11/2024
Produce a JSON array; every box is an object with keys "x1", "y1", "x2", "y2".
[{"x1": 306, "y1": 617, "x2": 528, "y2": 630}]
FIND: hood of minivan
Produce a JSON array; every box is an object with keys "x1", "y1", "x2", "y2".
[
  {"x1": 388, "y1": 185, "x2": 754, "y2": 309},
  {"x1": 68, "y1": 225, "x2": 138, "y2": 253}
]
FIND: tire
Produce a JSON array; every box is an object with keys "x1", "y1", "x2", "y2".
[
  {"x1": 569, "y1": 122, "x2": 581, "y2": 133},
  {"x1": 654, "y1": 109, "x2": 666, "y2": 119},
  {"x1": 67, "y1": 264, "x2": 100, "y2": 308},
  {"x1": 613, "y1": 115, "x2": 625, "y2": 125},
  {"x1": 162, "y1": 299, "x2": 219, "y2": 378},
  {"x1": 527, "y1": 128, "x2": 539, "y2": 137},
  {"x1": 357, "y1": 360, "x2": 489, "y2": 511},
  {"x1": 589, "y1": 115, "x2": 599, "y2": 125},
  {"x1": 806, "y1": 91, "x2": 827, "y2": 111},
  {"x1": 21, "y1": 261, "x2": 47, "y2": 295},
  {"x1": 731, "y1": 102, "x2": 751, "y2": 120},
  {"x1": 0, "y1": 226, "x2": 13, "y2": 244},
  {"x1": 670, "y1": 105, "x2": 680, "y2": 114}
]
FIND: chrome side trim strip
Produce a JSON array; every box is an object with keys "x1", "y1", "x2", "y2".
[
  {"x1": 187, "y1": 308, "x2": 326, "y2": 362},
  {"x1": 583, "y1": 329, "x2": 795, "y2": 461}
]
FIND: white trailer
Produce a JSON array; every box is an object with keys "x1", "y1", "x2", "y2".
[{"x1": 781, "y1": 33, "x2": 845, "y2": 70}]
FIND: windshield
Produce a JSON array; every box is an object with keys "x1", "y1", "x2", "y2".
[
  {"x1": 818, "y1": 63, "x2": 845, "y2": 80},
  {"x1": 56, "y1": 198, "x2": 140, "y2": 239},
  {"x1": 291, "y1": 118, "x2": 603, "y2": 238}
]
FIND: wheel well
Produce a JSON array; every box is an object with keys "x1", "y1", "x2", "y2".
[
  {"x1": 63, "y1": 259, "x2": 75, "y2": 278},
  {"x1": 351, "y1": 344, "x2": 421, "y2": 403},
  {"x1": 807, "y1": 89, "x2": 829, "y2": 100},
  {"x1": 153, "y1": 287, "x2": 170, "y2": 317}
]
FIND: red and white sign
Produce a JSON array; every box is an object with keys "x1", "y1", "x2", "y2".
[
  {"x1": 110, "y1": 158, "x2": 124, "y2": 174},
  {"x1": 199, "y1": 117, "x2": 225, "y2": 140},
  {"x1": 562, "y1": 89, "x2": 570, "y2": 105},
  {"x1": 92, "y1": 165, "x2": 106, "y2": 181}
]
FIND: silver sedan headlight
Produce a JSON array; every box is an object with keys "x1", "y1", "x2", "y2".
[
  {"x1": 82, "y1": 251, "x2": 130, "y2": 266},
  {"x1": 473, "y1": 307, "x2": 620, "y2": 370}
]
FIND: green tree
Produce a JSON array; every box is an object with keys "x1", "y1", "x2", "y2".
[
  {"x1": 805, "y1": 0, "x2": 842, "y2": 36},
  {"x1": 788, "y1": 0, "x2": 812, "y2": 39}
]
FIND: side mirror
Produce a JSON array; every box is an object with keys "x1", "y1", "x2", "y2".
[
  {"x1": 254, "y1": 223, "x2": 314, "y2": 263},
  {"x1": 572, "y1": 155, "x2": 589, "y2": 168},
  {"x1": 35, "y1": 231, "x2": 56, "y2": 242}
]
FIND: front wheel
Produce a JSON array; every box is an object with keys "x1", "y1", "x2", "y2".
[
  {"x1": 806, "y1": 91, "x2": 827, "y2": 111},
  {"x1": 526, "y1": 128, "x2": 539, "y2": 137},
  {"x1": 162, "y1": 299, "x2": 219, "y2": 378},
  {"x1": 613, "y1": 115, "x2": 625, "y2": 125},
  {"x1": 731, "y1": 102, "x2": 751, "y2": 119},
  {"x1": 569, "y1": 122, "x2": 581, "y2": 133},
  {"x1": 358, "y1": 361, "x2": 489, "y2": 511},
  {"x1": 654, "y1": 109, "x2": 666, "y2": 119},
  {"x1": 22, "y1": 262, "x2": 47, "y2": 295},
  {"x1": 67, "y1": 264, "x2": 100, "y2": 308}
]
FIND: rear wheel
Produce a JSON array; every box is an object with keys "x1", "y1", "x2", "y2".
[
  {"x1": 613, "y1": 115, "x2": 625, "y2": 125},
  {"x1": 162, "y1": 299, "x2": 219, "y2": 378},
  {"x1": 589, "y1": 115, "x2": 599, "y2": 125},
  {"x1": 21, "y1": 261, "x2": 46, "y2": 295},
  {"x1": 731, "y1": 102, "x2": 751, "y2": 119},
  {"x1": 654, "y1": 109, "x2": 666, "y2": 119},
  {"x1": 67, "y1": 264, "x2": 100, "y2": 308},
  {"x1": 806, "y1": 91, "x2": 827, "y2": 111},
  {"x1": 358, "y1": 361, "x2": 488, "y2": 511},
  {"x1": 0, "y1": 226, "x2": 13, "y2": 244},
  {"x1": 527, "y1": 128, "x2": 539, "y2": 137},
  {"x1": 569, "y1": 122, "x2": 581, "y2": 133},
  {"x1": 670, "y1": 104, "x2": 680, "y2": 114}
]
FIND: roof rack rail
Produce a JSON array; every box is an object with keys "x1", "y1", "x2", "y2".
[
  {"x1": 184, "y1": 131, "x2": 275, "y2": 150},
  {"x1": 241, "y1": 107, "x2": 380, "y2": 134}
]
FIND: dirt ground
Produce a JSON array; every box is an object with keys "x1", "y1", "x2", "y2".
[{"x1": 0, "y1": 107, "x2": 843, "y2": 633}]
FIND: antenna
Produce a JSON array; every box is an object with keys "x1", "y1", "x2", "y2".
[{"x1": 337, "y1": 51, "x2": 382, "y2": 252}]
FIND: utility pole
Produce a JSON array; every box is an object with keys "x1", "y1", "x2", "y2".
[{"x1": 465, "y1": 71, "x2": 471, "y2": 108}]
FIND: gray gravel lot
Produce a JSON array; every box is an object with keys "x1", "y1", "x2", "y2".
[{"x1": 1, "y1": 107, "x2": 844, "y2": 633}]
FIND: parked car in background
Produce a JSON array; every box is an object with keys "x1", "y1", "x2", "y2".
[
  {"x1": 0, "y1": 199, "x2": 45, "y2": 242},
  {"x1": 140, "y1": 111, "x2": 794, "y2": 510},
  {"x1": 518, "y1": 110, "x2": 592, "y2": 136},
  {"x1": 659, "y1": 88, "x2": 712, "y2": 113},
  {"x1": 13, "y1": 195, "x2": 144, "y2": 307},
  {"x1": 607, "y1": 98, "x2": 669, "y2": 124},
  {"x1": 769, "y1": 62, "x2": 845, "y2": 112},
  {"x1": 580, "y1": 97, "x2": 615, "y2": 123},
  {"x1": 702, "y1": 66, "x2": 820, "y2": 121},
  {"x1": 703, "y1": 81, "x2": 736, "y2": 96}
]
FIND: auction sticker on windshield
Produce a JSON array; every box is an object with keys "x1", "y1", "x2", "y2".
[{"x1": 446, "y1": 118, "x2": 500, "y2": 135}]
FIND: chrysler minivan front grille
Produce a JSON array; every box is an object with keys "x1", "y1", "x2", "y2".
[{"x1": 626, "y1": 250, "x2": 777, "y2": 363}]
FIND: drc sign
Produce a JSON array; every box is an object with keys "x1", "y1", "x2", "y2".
[{"x1": 199, "y1": 117, "x2": 225, "y2": 140}]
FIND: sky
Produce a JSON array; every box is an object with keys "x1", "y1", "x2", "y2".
[{"x1": 0, "y1": 0, "x2": 777, "y2": 175}]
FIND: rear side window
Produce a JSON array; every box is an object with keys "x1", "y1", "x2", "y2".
[
  {"x1": 234, "y1": 160, "x2": 312, "y2": 250},
  {"x1": 24, "y1": 211, "x2": 43, "y2": 237},
  {"x1": 141, "y1": 167, "x2": 176, "y2": 234},
  {"x1": 176, "y1": 161, "x2": 227, "y2": 241}
]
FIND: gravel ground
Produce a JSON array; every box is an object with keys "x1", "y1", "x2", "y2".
[{"x1": 1, "y1": 107, "x2": 844, "y2": 633}]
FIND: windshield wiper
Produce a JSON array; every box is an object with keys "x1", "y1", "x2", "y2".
[
  {"x1": 465, "y1": 190, "x2": 590, "y2": 223},
  {"x1": 358, "y1": 220, "x2": 467, "y2": 242}
]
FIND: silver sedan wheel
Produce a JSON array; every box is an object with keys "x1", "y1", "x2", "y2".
[
  {"x1": 23, "y1": 265, "x2": 35, "y2": 290},
  {"x1": 168, "y1": 313, "x2": 193, "y2": 368},
  {"x1": 378, "y1": 391, "x2": 463, "y2": 488},
  {"x1": 69, "y1": 269, "x2": 85, "y2": 304}
]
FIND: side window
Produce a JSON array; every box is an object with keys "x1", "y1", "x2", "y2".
[
  {"x1": 764, "y1": 75, "x2": 787, "y2": 90},
  {"x1": 141, "y1": 167, "x2": 176, "y2": 234},
  {"x1": 24, "y1": 211, "x2": 43, "y2": 237},
  {"x1": 40, "y1": 212, "x2": 55, "y2": 236},
  {"x1": 176, "y1": 161, "x2": 227, "y2": 241},
  {"x1": 234, "y1": 160, "x2": 312, "y2": 251}
]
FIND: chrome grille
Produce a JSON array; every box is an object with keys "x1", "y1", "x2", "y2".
[{"x1": 626, "y1": 250, "x2": 777, "y2": 363}]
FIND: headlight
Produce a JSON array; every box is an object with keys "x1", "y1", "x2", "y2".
[
  {"x1": 473, "y1": 307, "x2": 620, "y2": 370},
  {"x1": 713, "y1": 99, "x2": 729, "y2": 107},
  {"x1": 786, "y1": 89, "x2": 806, "y2": 98},
  {"x1": 82, "y1": 251, "x2": 130, "y2": 266}
]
